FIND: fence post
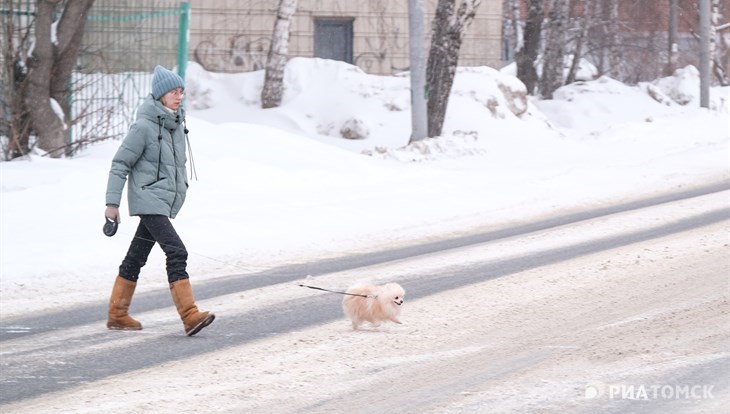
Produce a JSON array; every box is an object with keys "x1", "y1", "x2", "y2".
[{"x1": 177, "y1": 1, "x2": 190, "y2": 80}]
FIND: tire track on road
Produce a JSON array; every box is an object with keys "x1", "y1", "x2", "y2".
[{"x1": 0, "y1": 184, "x2": 728, "y2": 404}]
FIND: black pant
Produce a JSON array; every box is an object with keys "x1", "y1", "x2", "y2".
[{"x1": 118, "y1": 215, "x2": 189, "y2": 283}]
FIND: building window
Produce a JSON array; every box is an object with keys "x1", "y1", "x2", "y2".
[{"x1": 314, "y1": 18, "x2": 354, "y2": 64}]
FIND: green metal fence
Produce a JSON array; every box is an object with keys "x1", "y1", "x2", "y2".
[
  {"x1": 0, "y1": 1, "x2": 189, "y2": 156},
  {"x1": 70, "y1": 1, "x2": 190, "y2": 154},
  {"x1": 0, "y1": 0, "x2": 36, "y2": 148}
]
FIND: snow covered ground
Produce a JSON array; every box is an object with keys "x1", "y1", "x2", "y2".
[
  {"x1": 0, "y1": 58, "x2": 728, "y2": 412},
  {"x1": 1, "y1": 59, "x2": 727, "y2": 316}
]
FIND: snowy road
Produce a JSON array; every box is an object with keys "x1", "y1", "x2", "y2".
[{"x1": 0, "y1": 185, "x2": 728, "y2": 413}]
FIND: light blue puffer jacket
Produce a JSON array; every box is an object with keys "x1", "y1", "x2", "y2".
[{"x1": 106, "y1": 95, "x2": 188, "y2": 218}]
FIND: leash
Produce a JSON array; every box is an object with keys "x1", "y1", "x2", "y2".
[
  {"x1": 298, "y1": 284, "x2": 374, "y2": 298},
  {"x1": 107, "y1": 226, "x2": 377, "y2": 298}
]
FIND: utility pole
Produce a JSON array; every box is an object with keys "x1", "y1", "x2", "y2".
[
  {"x1": 699, "y1": 0, "x2": 710, "y2": 108},
  {"x1": 408, "y1": 0, "x2": 428, "y2": 142}
]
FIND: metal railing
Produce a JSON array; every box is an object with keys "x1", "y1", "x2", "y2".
[
  {"x1": 0, "y1": 1, "x2": 189, "y2": 156},
  {"x1": 70, "y1": 1, "x2": 189, "y2": 154}
]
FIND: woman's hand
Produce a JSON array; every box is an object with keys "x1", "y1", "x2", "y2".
[{"x1": 105, "y1": 206, "x2": 120, "y2": 223}]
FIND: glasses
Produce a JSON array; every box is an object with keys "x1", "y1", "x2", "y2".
[{"x1": 167, "y1": 89, "x2": 184, "y2": 98}]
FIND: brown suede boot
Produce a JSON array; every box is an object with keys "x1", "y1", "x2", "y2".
[
  {"x1": 107, "y1": 276, "x2": 143, "y2": 330},
  {"x1": 169, "y1": 278, "x2": 215, "y2": 336}
]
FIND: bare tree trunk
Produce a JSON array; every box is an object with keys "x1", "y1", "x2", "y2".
[
  {"x1": 426, "y1": 0, "x2": 481, "y2": 137},
  {"x1": 510, "y1": 0, "x2": 521, "y2": 52},
  {"x1": 50, "y1": 0, "x2": 94, "y2": 124},
  {"x1": 24, "y1": 0, "x2": 94, "y2": 158},
  {"x1": 718, "y1": 23, "x2": 730, "y2": 86},
  {"x1": 594, "y1": 0, "x2": 614, "y2": 76},
  {"x1": 1, "y1": 2, "x2": 33, "y2": 159},
  {"x1": 515, "y1": 0, "x2": 542, "y2": 95},
  {"x1": 261, "y1": 0, "x2": 297, "y2": 109},
  {"x1": 24, "y1": 0, "x2": 66, "y2": 157},
  {"x1": 665, "y1": 0, "x2": 679, "y2": 75},
  {"x1": 710, "y1": 0, "x2": 728, "y2": 85},
  {"x1": 540, "y1": 0, "x2": 570, "y2": 99},
  {"x1": 607, "y1": 0, "x2": 622, "y2": 78},
  {"x1": 566, "y1": 0, "x2": 593, "y2": 84},
  {"x1": 689, "y1": 3, "x2": 730, "y2": 87},
  {"x1": 502, "y1": 0, "x2": 521, "y2": 61},
  {"x1": 8, "y1": 61, "x2": 31, "y2": 159}
]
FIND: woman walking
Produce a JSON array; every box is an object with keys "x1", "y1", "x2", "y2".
[{"x1": 104, "y1": 65, "x2": 215, "y2": 336}]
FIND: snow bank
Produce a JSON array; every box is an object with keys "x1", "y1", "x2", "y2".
[{"x1": 1, "y1": 58, "x2": 728, "y2": 318}]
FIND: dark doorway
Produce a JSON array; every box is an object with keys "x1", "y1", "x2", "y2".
[{"x1": 314, "y1": 18, "x2": 354, "y2": 64}]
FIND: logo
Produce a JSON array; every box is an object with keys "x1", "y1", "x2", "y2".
[
  {"x1": 585, "y1": 382, "x2": 715, "y2": 400},
  {"x1": 585, "y1": 382, "x2": 605, "y2": 399}
]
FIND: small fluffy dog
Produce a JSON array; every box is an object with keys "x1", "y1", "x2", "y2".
[{"x1": 342, "y1": 282, "x2": 405, "y2": 330}]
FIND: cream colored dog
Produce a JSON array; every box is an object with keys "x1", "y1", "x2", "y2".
[{"x1": 342, "y1": 283, "x2": 405, "y2": 330}]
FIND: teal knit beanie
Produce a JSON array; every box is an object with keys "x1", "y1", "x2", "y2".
[{"x1": 151, "y1": 65, "x2": 185, "y2": 100}]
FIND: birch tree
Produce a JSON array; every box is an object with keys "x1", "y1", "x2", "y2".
[
  {"x1": 690, "y1": 0, "x2": 729, "y2": 85},
  {"x1": 710, "y1": 0, "x2": 728, "y2": 85},
  {"x1": 592, "y1": 0, "x2": 622, "y2": 78},
  {"x1": 426, "y1": 0, "x2": 481, "y2": 137},
  {"x1": 24, "y1": 0, "x2": 95, "y2": 158},
  {"x1": 566, "y1": 0, "x2": 594, "y2": 84},
  {"x1": 665, "y1": 0, "x2": 679, "y2": 75},
  {"x1": 261, "y1": 0, "x2": 297, "y2": 109},
  {"x1": 540, "y1": 0, "x2": 570, "y2": 98},
  {"x1": 502, "y1": 0, "x2": 522, "y2": 61},
  {"x1": 515, "y1": 0, "x2": 542, "y2": 95},
  {"x1": 509, "y1": 0, "x2": 522, "y2": 51},
  {"x1": 606, "y1": 0, "x2": 622, "y2": 78}
]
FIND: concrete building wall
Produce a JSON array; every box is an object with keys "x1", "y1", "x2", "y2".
[{"x1": 188, "y1": 0, "x2": 503, "y2": 74}]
